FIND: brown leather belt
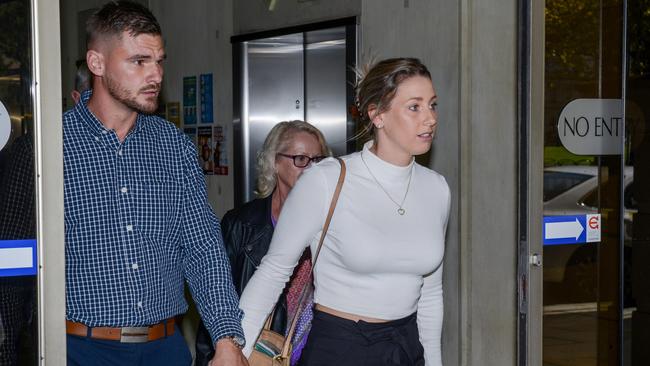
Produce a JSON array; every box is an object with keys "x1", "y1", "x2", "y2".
[{"x1": 66, "y1": 318, "x2": 175, "y2": 343}]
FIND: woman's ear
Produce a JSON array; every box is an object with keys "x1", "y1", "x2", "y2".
[
  {"x1": 86, "y1": 50, "x2": 105, "y2": 77},
  {"x1": 368, "y1": 105, "x2": 383, "y2": 129}
]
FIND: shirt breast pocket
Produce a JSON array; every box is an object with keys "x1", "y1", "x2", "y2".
[{"x1": 137, "y1": 178, "x2": 182, "y2": 236}]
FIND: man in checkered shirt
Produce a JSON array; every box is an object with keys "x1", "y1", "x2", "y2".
[{"x1": 63, "y1": 2, "x2": 248, "y2": 365}]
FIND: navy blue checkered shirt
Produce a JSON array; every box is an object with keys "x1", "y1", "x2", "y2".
[{"x1": 63, "y1": 91, "x2": 243, "y2": 345}]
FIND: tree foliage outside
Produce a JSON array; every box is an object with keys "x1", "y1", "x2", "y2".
[
  {"x1": 628, "y1": 0, "x2": 650, "y2": 78},
  {"x1": 546, "y1": 0, "x2": 650, "y2": 80},
  {"x1": 545, "y1": 0, "x2": 600, "y2": 81}
]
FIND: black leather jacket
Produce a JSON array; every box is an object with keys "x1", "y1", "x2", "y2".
[{"x1": 195, "y1": 196, "x2": 287, "y2": 365}]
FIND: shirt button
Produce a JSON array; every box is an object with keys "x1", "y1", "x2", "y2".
[
  {"x1": 95, "y1": 136, "x2": 99, "y2": 141},
  {"x1": 120, "y1": 187, "x2": 128, "y2": 193},
  {"x1": 102, "y1": 130, "x2": 108, "y2": 134},
  {"x1": 118, "y1": 150, "x2": 123, "y2": 156},
  {"x1": 131, "y1": 263, "x2": 139, "y2": 270},
  {"x1": 137, "y1": 301, "x2": 143, "y2": 308},
  {"x1": 126, "y1": 225, "x2": 133, "y2": 232}
]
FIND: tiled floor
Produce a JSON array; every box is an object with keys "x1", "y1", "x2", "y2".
[
  {"x1": 544, "y1": 310, "x2": 597, "y2": 366},
  {"x1": 543, "y1": 306, "x2": 633, "y2": 366}
]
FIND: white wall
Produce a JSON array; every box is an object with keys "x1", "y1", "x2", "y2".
[
  {"x1": 149, "y1": 0, "x2": 235, "y2": 218},
  {"x1": 234, "y1": 0, "x2": 360, "y2": 34}
]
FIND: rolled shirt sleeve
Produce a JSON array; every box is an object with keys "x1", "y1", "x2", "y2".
[{"x1": 180, "y1": 137, "x2": 245, "y2": 346}]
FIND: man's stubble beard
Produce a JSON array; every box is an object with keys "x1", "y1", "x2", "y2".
[{"x1": 104, "y1": 74, "x2": 159, "y2": 114}]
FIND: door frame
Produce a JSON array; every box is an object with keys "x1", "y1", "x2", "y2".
[
  {"x1": 31, "y1": 0, "x2": 65, "y2": 363},
  {"x1": 518, "y1": 0, "x2": 545, "y2": 365}
]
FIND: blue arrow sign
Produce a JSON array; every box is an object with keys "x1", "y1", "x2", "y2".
[
  {"x1": 0, "y1": 239, "x2": 37, "y2": 277},
  {"x1": 543, "y1": 215, "x2": 588, "y2": 245},
  {"x1": 543, "y1": 214, "x2": 602, "y2": 245}
]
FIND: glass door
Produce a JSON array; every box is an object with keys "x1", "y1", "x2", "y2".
[
  {"x1": 625, "y1": 1, "x2": 650, "y2": 365},
  {"x1": 540, "y1": 1, "x2": 650, "y2": 365},
  {"x1": 0, "y1": 1, "x2": 38, "y2": 364},
  {"x1": 1, "y1": 0, "x2": 65, "y2": 363}
]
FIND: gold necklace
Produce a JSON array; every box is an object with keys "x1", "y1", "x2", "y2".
[{"x1": 361, "y1": 152, "x2": 413, "y2": 215}]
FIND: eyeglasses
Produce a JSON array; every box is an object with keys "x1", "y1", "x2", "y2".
[{"x1": 277, "y1": 153, "x2": 326, "y2": 168}]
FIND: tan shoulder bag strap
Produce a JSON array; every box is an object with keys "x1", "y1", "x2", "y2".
[{"x1": 280, "y1": 157, "x2": 346, "y2": 359}]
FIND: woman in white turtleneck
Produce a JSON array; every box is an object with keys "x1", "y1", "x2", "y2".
[{"x1": 238, "y1": 58, "x2": 450, "y2": 366}]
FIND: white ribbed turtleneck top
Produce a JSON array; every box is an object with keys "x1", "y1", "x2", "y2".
[{"x1": 239, "y1": 141, "x2": 450, "y2": 365}]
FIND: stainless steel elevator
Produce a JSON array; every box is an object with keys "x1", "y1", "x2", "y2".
[{"x1": 232, "y1": 18, "x2": 357, "y2": 204}]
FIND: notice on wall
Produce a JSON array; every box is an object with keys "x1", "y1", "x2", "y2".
[
  {"x1": 0, "y1": 99, "x2": 10, "y2": 151},
  {"x1": 183, "y1": 76, "x2": 197, "y2": 125},
  {"x1": 557, "y1": 99, "x2": 623, "y2": 155},
  {"x1": 167, "y1": 102, "x2": 181, "y2": 128},
  {"x1": 213, "y1": 125, "x2": 228, "y2": 175},
  {"x1": 198, "y1": 126, "x2": 213, "y2": 174},
  {"x1": 200, "y1": 74, "x2": 214, "y2": 124}
]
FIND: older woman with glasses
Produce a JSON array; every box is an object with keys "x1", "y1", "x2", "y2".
[{"x1": 195, "y1": 120, "x2": 330, "y2": 366}]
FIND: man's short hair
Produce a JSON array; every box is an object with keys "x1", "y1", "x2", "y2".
[{"x1": 86, "y1": 1, "x2": 161, "y2": 48}]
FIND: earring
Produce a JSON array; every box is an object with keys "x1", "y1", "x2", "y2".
[{"x1": 375, "y1": 124, "x2": 384, "y2": 129}]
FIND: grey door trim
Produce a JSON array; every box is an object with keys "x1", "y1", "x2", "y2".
[
  {"x1": 518, "y1": 0, "x2": 545, "y2": 365},
  {"x1": 31, "y1": 0, "x2": 65, "y2": 364},
  {"x1": 516, "y1": 0, "x2": 532, "y2": 364}
]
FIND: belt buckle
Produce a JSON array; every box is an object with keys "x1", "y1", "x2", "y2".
[{"x1": 120, "y1": 326, "x2": 149, "y2": 343}]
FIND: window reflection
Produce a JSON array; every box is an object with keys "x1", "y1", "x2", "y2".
[
  {"x1": 626, "y1": 1, "x2": 650, "y2": 365},
  {"x1": 0, "y1": 0, "x2": 37, "y2": 365}
]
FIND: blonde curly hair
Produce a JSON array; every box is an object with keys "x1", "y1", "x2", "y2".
[{"x1": 255, "y1": 120, "x2": 331, "y2": 198}]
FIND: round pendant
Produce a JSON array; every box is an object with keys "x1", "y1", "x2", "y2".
[{"x1": 397, "y1": 208, "x2": 405, "y2": 215}]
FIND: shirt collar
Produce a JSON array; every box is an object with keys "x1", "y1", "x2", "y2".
[
  {"x1": 75, "y1": 89, "x2": 147, "y2": 137},
  {"x1": 361, "y1": 140, "x2": 415, "y2": 181}
]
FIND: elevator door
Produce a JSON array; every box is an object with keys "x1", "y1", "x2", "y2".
[
  {"x1": 540, "y1": 1, "x2": 650, "y2": 365},
  {"x1": 232, "y1": 20, "x2": 356, "y2": 204}
]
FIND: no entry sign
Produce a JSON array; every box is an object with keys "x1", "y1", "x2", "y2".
[{"x1": 557, "y1": 99, "x2": 623, "y2": 155}]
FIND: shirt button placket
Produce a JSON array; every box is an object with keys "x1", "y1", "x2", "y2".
[{"x1": 117, "y1": 142, "x2": 142, "y2": 315}]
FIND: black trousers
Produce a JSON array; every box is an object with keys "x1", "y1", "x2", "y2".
[{"x1": 298, "y1": 310, "x2": 425, "y2": 366}]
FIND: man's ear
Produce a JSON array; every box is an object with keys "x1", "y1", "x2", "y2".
[{"x1": 86, "y1": 50, "x2": 105, "y2": 77}]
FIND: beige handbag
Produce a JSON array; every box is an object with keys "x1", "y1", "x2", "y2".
[{"x1": 248, "y1": 158, "x2": 346, "y2": 366}]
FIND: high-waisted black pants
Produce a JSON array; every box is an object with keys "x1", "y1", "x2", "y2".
[{"x1": 298, "y1": 309, "x2": 425, "y2": 366}]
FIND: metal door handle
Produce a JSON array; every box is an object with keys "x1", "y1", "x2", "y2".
[{"x1": 530, "y1": 253, "x2": 542, "y2": 267}]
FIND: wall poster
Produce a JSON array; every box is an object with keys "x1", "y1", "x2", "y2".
[
  {"x1": 213, "y1": 125, "x2": 228, "y2": 175},
  {"x1": 183, "y1": 76, "x2": 197, "y2": 124},
  {"x1": 198, "y1": 126, "x2": 213, "y2": 174},
  {"x1": 200, "y1": 73, "x2": 214, "y2": 124},
  {"x1": 167, "y1": 101, "x2": 181, "y2": 127}
]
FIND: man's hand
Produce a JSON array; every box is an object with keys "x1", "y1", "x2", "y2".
[{"x1": 208, "y1": 338, "x2": 249, "y2": 366}]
